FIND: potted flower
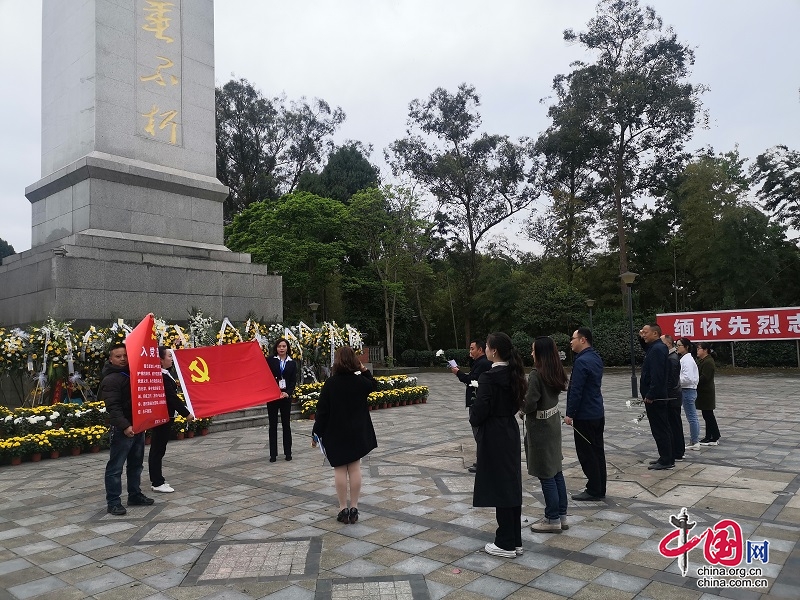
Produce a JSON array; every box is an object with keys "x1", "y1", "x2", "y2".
[
  {"x1": 172, "y1": 416, "x2": 187, "y2": 440},
  {"x1": 45, "y1": 429, "x2": 70, "y2": 458},
  {"x1": 30, "y1": 433, "x2": 52, "y2": 461},
  {"x1": 196, "y1": 417, "x2": 211, "y2": 436}
]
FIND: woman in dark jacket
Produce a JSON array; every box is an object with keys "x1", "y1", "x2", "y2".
[
  {"x1": 312, "y1": 346, "x2": 377, "y2": 525},
  {"x1": 470, "y1": 332, "x2": 527, "y2": 558},
  {"x1": 267, "y1": 338, "x2": 297, "y2": 462},
  {"x1": 523, "y1": 337, "x2": 569, "y2": 533},
  {"x1": 695, "y1": 342, "x2": 720, "y2": 445},
  {"x1": 148, "y1": 346, "x2": 193, "y2": 493}
]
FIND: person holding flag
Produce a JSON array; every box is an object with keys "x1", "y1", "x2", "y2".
[
  {"x1": 102, "y1": 344, "x2": 155, "y2": 515},
  {"x1": 267, "y1": 338, "x2": 297, "y2": 462},
  {"x1": 148, "y1": 347, "x2": 194, "y2": 493}
]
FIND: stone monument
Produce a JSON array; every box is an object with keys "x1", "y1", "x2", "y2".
[{"x1": 0, "y1": 0, "x2": 281, "y2": 326}]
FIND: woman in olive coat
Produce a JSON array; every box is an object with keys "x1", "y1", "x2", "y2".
[
  {"x1": 470, "y1": 332, "x2": 527, "y2": 559},
  {"x1": 312, "y1": 346, "x2": 377, "y2": 525},
  {"x1": 695, "y1": 342, "x2": 720, "y2": 445},
  {"x1": 523, "y1": 337, "x2": 569, "y2": 533}
]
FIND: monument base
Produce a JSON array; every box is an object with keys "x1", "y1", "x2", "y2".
[{"x1": 0, "y1": 230, "x2": 282, "y2": 326}]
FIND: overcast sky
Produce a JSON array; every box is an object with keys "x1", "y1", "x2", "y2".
[{"x1": 1, "y1": 0, "x2": 798, "y2": 253}]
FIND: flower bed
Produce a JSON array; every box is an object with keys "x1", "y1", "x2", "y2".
[{"x1": 298, "y1": 376, "x2": 428, "y2": 418}]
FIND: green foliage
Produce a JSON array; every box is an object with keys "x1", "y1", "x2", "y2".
[
  {"x1": 0, "y1": 238, "x2": 14, "y2": 261},
  {"x1": 589, "y1": 309, "x2": 650, "y2": 367},
  {"x1": 224, "y1": 192, "x2": 349, "y2": 322},
  {"x1": 297, "y1": 142, "x2": 380, "y2": 203},
  {"x1": 215, "y1": 78, "x2": 345, "y2": 220},
  {"x1": 713, "y1": 341, "x2": 798, "y2": 368},
  {"x1": 752, "y1": 145, "x2": 800, "y2": 229},
  {"x1": 513, "y1": 279, "x2": 586, "y2": 338},
  {"x1": 510, "y1": 331, "x2": 534, "y2": 367}
]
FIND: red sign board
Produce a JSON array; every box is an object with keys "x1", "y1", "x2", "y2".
[
  {"x1": 657, "y1": 307, "x2": 800, "y2": 342},
  {"x1": 126, "y1": 314, "x2": 170, "y2": 433}
]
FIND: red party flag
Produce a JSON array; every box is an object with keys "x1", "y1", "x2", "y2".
[
  {"x1": 126, "y1": 314, "x2": 170, "y2": 433},
  {"x1": 172, "y1": 341, "x2": 281, "y2": 419}
]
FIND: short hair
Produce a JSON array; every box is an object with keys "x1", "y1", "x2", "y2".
[
  {"x1": 576, "y1": 327, "x2": 593, "y2": 346},
  {"x1": 332, "y1": 346, "x2": 363, "y2": 375},
  {"x1": 662, "y1": 334, "x2": 673, "y2": 345},
  {"x1": 696, "y1": 341, "x2": 714, "y2": 353},
  {"x1": 469, "y1": 339, "x2": 485, "y2": 352},
  {"x1": 648, "y1": 323, "x2": 662, "y2": 336},
  {"x1": 158, "y1": 346, "x2": 169, "y2": 359},
  {"x1": 109, "y1": 343, "x2": 126, "y2": 356}
]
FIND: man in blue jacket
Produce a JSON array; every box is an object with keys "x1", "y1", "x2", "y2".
[
  {"x1": 566, "y1": 328, "x2": 606, "y2": 500},
  {"x1": 639, "y1": 324, "x2": 673, "y2": 470}
]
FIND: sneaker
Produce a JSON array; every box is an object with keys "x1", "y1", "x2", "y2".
[
  {"x1": 152, "y1": 483, "x2": 174, "y2": 493},
  {"x1": 107, "y1": 504, "x2": 126, "y2": 516},
  {"x1": 530, "y1": 518, "x2": 562, "y2": 533},
  {"x1": 686, "y1": 442, "x2": 701, "y2": 450},
  {"x1": 484, "y1": 543, "x2": 517, "y2": 558},
  {"x1": 700, "y1": 439, "x2": 719, "y2": 446},
  {"x1": 560, "y1": 516, "x2": 569, "y2": 530},
  {"x1": 127, "y1": 494, "x2": 155, "y2": 506},
  {"x1": 675, "y1": 456, "x2": 685, "y2": 461},
  {"x1": 515, "y1": 547, "x2": 523, "y2": 555}
]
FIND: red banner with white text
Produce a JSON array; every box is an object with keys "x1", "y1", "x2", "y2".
[
  {"x1": 172, "y1": 341, "x2": 281, "y2": 419},
  {"x1": 657, "y1": 307, "x2": 800, "y2": 342},
  {"x1": 126, "y1": 314, "x2": 170, "y2": 433}
]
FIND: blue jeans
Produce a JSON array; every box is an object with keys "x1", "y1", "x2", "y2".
[
  {"x1": 104, "y1": 426, "x2": 145, "y2": 507},
  {"x1": 538, "y1": 471, "x2": 567, "y2": 521},
  {"x1": 682, "y1": 388, "x2": 700, "y2": 444}
]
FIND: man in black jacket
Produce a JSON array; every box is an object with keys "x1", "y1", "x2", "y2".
[
  {"x1": 639, "y1": 324, "x2": 673, "y2": 470},
  {"x1": 452, "y1": 339, "x2": 491, "y2": 473},
  {"x1": 661, "y1": 335, "x2": 686, "y2": 462},
  {"x1": 102, "y1": 344, "x2": 155, "y2": 515}
]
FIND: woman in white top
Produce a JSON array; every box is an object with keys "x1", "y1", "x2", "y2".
[{"x1": 676, "y1": 337, "x2": 700, "y2": 449}]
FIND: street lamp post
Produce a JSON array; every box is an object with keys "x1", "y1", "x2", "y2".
[
  {"x1": 308, "y1": 302, "x2": 320, "y2": 327},
  {"x1": 585, "y1": 298, "x2": 595, "y2": 330},
  {"x1": 620, "y1": 272, "x2": 639, "y2": 398}
]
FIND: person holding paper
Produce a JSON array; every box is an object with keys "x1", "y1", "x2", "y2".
[
  {"x1": 451, "y1": 339, "x2": 491, "y2": 473},
  {"x1": 312, "y1": 346, "x2": 378, "y2": 525},
  {"x1": 101, "y1": 344, "x2": 155, "y2": 516},
  {"x1": 148, "y1": 347, "x2": 194, "y2": 493},
  {"x1": 267, "y1": 338, "x2": 297, "y2": 462}
]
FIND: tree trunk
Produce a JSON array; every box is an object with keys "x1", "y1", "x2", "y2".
[
  {"x1": 415, "y1": 288, "x2": 432, "y2": 351},
  {"x1": 383, "y1": 285, "x2": 393, "y2": 359}
]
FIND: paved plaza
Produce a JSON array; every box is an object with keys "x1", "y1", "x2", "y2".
[{"x1": 1, "y1": 371, "x2": 799, "y2": 600}]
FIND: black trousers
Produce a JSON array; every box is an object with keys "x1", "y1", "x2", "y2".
[
  {"x1": 495, "y1": 506, "x2": 522, "y2": 550},
  {"x1": 645, "y1": 401, "x2": 673, "y2": 465},
  {"x1": 572, "y1": 417, "x2": 607, "y2": 497},
  {"x1": 668, "y1": 398, "x2": 685, "y2": 459},
  {"x1": 268, "y1": 398, "x2": 293, "y2": 458},
  {"x1": 702, "y1": 409, "x2": 721, "y2": 440},
  {"x1": 147, "y1": 422, "x2": 171, "y2": 487}
]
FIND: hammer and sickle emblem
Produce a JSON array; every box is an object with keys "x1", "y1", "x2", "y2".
[{"x1": 189, "y1": 356, "x2": 210, "y2": 383}]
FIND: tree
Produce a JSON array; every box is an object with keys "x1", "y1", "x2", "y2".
[
  {"x1": 751, "y1": 145, "x2": 800, "y2": 229},
  {"x1": 0, "y1": 238, "x2": 14, "y2": 261},
  {"x1": 297, "y1": 142, "x2": 380, "y2": 203},
  {"x1": 557, "y1": 0, "x2": 705, "y2": 296},
  {"x1": 224, "y1": 192, "x2": 349, "y2": 321},
  {"x1": 387, "y1": 83, "x2": 539, "y2": 342},
  {"x1": 216, "y1": 78, "x2": 345, "y2": 220},
  {"x1": 347, "y1": 187, "x2": 431, "y2": 360}
]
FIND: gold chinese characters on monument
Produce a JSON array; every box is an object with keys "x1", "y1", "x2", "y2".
[{"x1": 137, "y1": 0, "x2": 181, "y2": 145}]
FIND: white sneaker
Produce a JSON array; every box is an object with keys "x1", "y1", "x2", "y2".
[
  {"x1": 152, "y1": 483, "x2": 174, "y2": 493},
  {"x1": 686, "y1": 443, "x2": 701, "y2": 451},
  {"x1": 515, "y1": 547, "x2": 523, "y2": 555},
  {"x1": 699, "y1": 439, "x2": 719, "y2": 446},
  {"x1": 484, "y1": 543, "x2": 517, "y2": 558},
  {"x1": 560, "y1": 516, "x2": 570, "y2": 530}
]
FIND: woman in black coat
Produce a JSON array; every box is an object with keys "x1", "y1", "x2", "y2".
[
  {"x1": 470, "y1": 332, "x2": 527, "y2": 559},
  {"x1": 148, "y1": 347, "x2": 193, "y2": 493},
  {"x1": 267, "y1": 338, "x2": 297, "y2": 462},
  {"x1": 312, "y1": 346, "x2": 377, "y2": 525}
]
